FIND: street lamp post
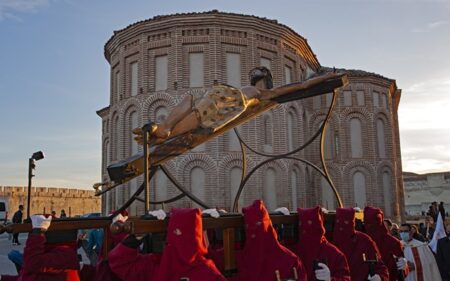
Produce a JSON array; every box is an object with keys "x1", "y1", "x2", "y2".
[{"x1": 27, "y1": 151, "x2": 44, "y2": 219}]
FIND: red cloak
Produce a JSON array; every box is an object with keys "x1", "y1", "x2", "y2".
[
  {"x1": 17, "y1": 233, "x2": 81, "y2": 281},
  {"x1": 333, "y1": 207, "x2": 389, "y2": 281},
  {"x1": 93, "y1": 229, "x2": 127, "y2": 281},
  {"x1": 235, "y1": 200, "x2": 307, "y2": 281},
  {"x1": 363, "y1": 206, "x2": 407, "y2": 281},
  {"x1": 156, "y1": 208, "x2": 226, "y2": 281},
  {"x1": 295, "y1": 206, "x2": 351, "y2": 281}
]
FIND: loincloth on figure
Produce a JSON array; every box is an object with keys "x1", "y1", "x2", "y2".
[{"x1": 188, "y1": 84, "x2": 249, "y2": 132}]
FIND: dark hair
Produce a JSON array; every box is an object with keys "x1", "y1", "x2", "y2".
[
  {"x1": 249, "y1": 67, "x2": 273, "y2": 89},
  {"x1": 383, "y1": 218, "x2": 393, "y2": 227},
  {"x1": 401, "y1": 223, "x2": 412, "y2": 231},
  {"x1": 18, "y1": 205, "x2": 24, "y2": 209}
]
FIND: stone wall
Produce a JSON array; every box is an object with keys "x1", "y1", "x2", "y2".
[{"x1": 0, "y1": 186, "x2": 101, "y2": 219}]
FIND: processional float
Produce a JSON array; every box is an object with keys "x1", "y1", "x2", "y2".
[{"x1": 0, "y1": 70, "x2": 349, "y2": 273}]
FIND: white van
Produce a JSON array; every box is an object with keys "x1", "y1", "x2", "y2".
[{"x1": 0, "y1": 199, "x2": 7, "y2": 223}]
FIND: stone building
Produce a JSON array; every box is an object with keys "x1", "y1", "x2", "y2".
[
  {"x1": 403, "y1": 171, "x2": 450, "y2": 216},
  {"x1": 0, "y1": 186, "x2": 100, "y2": 219},
  {"x1": 97, "y1": 11, "x2": 404, "y2": 220}
]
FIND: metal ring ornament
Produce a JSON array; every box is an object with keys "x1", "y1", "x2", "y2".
[{"x1": 232, "y1": 89, "x2": 343, "y2": 211}]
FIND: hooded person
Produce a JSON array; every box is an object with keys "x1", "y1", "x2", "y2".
[
  {"x1": 109, "y1": 208, "x2": 227, "y2": 281},
  {"x1": 235, "y1": 200, "x2": 307, "y2": 281},
  {"x1": 85, "y1": 210, "x2": 130, "y2": 281},
  {"x1": 333, "y1": 208, "x2": 389, "y2": 281},
  {"x1": 156, "y1": 208, "x2": 226, "y2": 281},
  {"x1": 0, "y1": 214, "x2": 86, "y2": 281},
  {"x1": 107, "y1": 209, "x2": 160, "y2": 281},
  {"x1": 295, "y1": 206, "x2": 351, "y2": 281},
  {"x1": 364, "y1": 206, "x2": 408, "y2": 281}
]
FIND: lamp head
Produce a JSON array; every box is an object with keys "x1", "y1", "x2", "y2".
[{"x1": 31, "y1": 151, "x2": 45, "y2": 161}]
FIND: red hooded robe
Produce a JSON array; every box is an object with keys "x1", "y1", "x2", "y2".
[
  {"x1": 92, "y1": 229, "x2": 127, "y2": 281},
  {"x1": 156, "y1": 208, "x2": 226, "y2": 281},
  {"x1": 235, "y1": 200, "x2": 307, "y2": 281},
  {"x1": 363, "y1": 206, "x2": 408, "y2": 281},
  {"x1": 15, "y1": 232, "x2": 81, "y2": 281},
  {"x1": 333, "y1": 208, "x2": 389, "y2": 281},
  {"x1": 295, "y1": 206, "x2": 351, "y2": 281},
  {"x1": 109, "y1": 208, "x2": 226, "y2": 281}
]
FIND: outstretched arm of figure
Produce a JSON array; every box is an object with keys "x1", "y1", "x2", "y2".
[
  {"x1": 240, "y1": 72, "x2": 340, "y2": 104},
  {"x1": 263, "y1": 72, "x2": 340, "y2": 101}
]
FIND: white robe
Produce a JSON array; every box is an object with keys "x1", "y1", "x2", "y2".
[{"x1": 402, "y1": 239, "x2": 442, "y2": 281}]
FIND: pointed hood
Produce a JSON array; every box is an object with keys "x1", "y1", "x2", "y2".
[
  {"x1": 238, "y1": 200, "x2": 306, "y2": 281},
  {"x1": 333, "y1": 208, "x2": 356, "y2": 257},
  {"x1": 166, "y1": 208, "x2": 207, "y2": 264},
  {"x1": 363, "y1": 206, "x2": 388, "y2": 244},
  {"x1": 296, "y1": 206, "x2": 328, "y2": 278},
  {"x1": 298, "y1": 206, "x2": 326, "y2": 244},
  {"x1": 157, "y1": 208, "x2": 224, "y2": 281}
]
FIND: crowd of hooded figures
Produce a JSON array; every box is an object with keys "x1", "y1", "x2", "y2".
[
  {"x1": 1, "y1": 200, "x2": 450, "y2": 281},
  {"x1": 2, "y1": 68, "x2": 449, "y2": 281}
]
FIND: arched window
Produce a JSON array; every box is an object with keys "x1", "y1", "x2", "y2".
[
  {"x1": 353, "y1": 171, "x2": 367, "y2": 207},
  {"x1": 377, "y1": 119, "x2": 386, "y2": 158},
  {"x1": 230, "y1": 167, "x2": 243, "y2": 210},
  {"x1": 284, "y1": 65, "x2": 292, "y2": 84},
  {"x1": 350, "y1": 118, "x2": 363, "y2": 158},
  {"x1": 226, "y1": 53, "x2": 241, "y2": 87},
  {"x1": 291, "y1": 168, "x2": 298, "y2": 209},
  {"x1": 115, "y1": 71, "x2": 121, "y2": 102},
  {"x1": 324, "y1": 126, "x2": 333, "y2": 159},
  {"x1": 381, "y1": 94, "x2": 388, "y2": 110},
  {"x1": 103, "y1": 140, "x2": 110, "y2": 172},
  {"x1": 264, "y1": 114, "x2": 273, "y2": 152},
  {"x1": 130, "y1": 62, "x2": 139, "y2": 96},
  {"x1": 112, "y1": 115, "x2": 119, "y2": 161},
  {"x1": 321, "y1": 177, "x2": 335, "y2": 210},
  {"x1": 129, "y1": 111, "x2": 139, "y2": 155},
  {"x1": 190, "y1": 167, "x2": 205, "y2": 208},
  {"x1": 154, "y1": 169, "x2": 168, "y2": 202},
  {"x1": 189, "y1": 53, "x2": 204, "y2": 87},
  {"x1": 263, "y1": 168, "x2": 277, "y2": 211},
  {"x1": 287, "y1": 112, "x2": 295, "y2": 151},
  {"x1": 383, "y1": 171, "x2": 392, "y2": 217},
  {"x1": 155, "y1": 55, "x2": 168, "y2": 91}
]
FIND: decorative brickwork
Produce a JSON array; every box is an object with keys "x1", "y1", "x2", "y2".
[{"x1": 98, "y1": 11, "x2": 404, "y2": 221}]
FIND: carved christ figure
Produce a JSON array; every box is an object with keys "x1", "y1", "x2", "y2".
[{"x1": 134, "y1": 67, "x2": 340, "y2": 145}]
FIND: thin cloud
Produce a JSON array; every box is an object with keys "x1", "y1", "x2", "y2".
[
  {"x1": 412, "y1": 20, "x2": 450, "y2": 33},
  {"x1": 428, "y1": 20, "x2": 450, "y2": 28},
  {"x1": 399, "y1": 76, "x2": 450, "y2": 131},
  {"x1": 0, "y1": 0, "x2": 50, "y2": 21},
  {"x1": 400, "y1": 128, "x2": 450, "y2": 173}
]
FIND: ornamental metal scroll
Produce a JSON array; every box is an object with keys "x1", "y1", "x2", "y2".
[{"x1": 232, "y1": 89, "x2": 343, "y2": 212}]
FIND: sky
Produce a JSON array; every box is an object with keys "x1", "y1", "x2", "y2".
[{"x1": 0, "y1": 0, "x2": 449, "y2": 189}]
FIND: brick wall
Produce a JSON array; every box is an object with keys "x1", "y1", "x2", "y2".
[{"x1": 97, "y1": 11, "x2": 404, "y2": 221}]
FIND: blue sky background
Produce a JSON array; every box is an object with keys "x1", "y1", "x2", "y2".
[{"x1": 1, "y1": 0, "x2": 449, "y2": 189}]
